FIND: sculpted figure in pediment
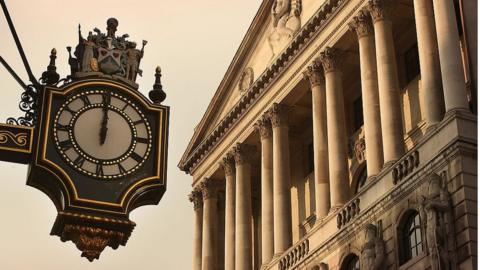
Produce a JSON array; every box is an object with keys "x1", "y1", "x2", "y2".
[{"x1": 268, "y1": 0, "x2": 302, "y2": 57}]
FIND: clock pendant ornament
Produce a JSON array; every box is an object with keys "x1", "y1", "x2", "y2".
[{"x1": 23, "y1": 18, "x2": 169, "y2": 261}]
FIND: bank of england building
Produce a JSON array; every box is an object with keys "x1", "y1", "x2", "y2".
[{"x1": 179, "y1": 0, "x2": 477, "y2": 269}]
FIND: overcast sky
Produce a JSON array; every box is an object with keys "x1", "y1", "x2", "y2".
[{"x1": 0, "y1": 0, "x2": 261, "y2": 269}]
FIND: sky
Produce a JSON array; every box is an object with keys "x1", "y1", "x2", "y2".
[{"x1": 0, "y1": 0, "x2": 261, "y2": 269}]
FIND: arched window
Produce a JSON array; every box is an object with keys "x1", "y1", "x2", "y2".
[
  {"x1": 399, "y1": 210, "x2": 424, "y2": 264},
  {"x1": 341, "y1": 254, "x2": 360, "y2": 270}
]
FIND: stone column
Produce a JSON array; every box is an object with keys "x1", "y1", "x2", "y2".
[
  {"x1": 349, "y1": 11, "x2": 384, "y2": 176},
  {"x1": 268, "y1": 103, "x2": 293, "y2": 254},
  {"x1": 303, "y1": 61, "x2": 330, "y2": 219},
  {"x1": 413, "y1": 0, "x2": 445, "y2": 127},
  {"x1": 254, "y1": 115, "x2": 274, "y2": 265},
  {"x1": 319, "y1": 47, "x2": 350, "y2": 209},
  {"x1": 189, "y1": 188, "x2": 203, "y2": 270},
  {"x1": 220, "y1": 154, "x2": 236, "y2": 270},
  {"x1": 200, "y1": 178, "x2": 220, "y2": 270},
  {"x1": 233, "y1": 143, "x2": 255, "y2": 270},
  {"x1": 367, "y1": 0, "x2": 405, "y2": 165},
  {"x1": 432, "y1": 0, "x2": 469, "y2": 112}
]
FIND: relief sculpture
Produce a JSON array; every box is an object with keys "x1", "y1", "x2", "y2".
[
  {"x1": 420, "y1": 173, "x2": 455, "y2": 270},
  {"x1": 268, "y1": 0, "x2": 302, "y2": 58},
  {"x1": 361, "y1": 224, "x2": 386, "y2": 270}
]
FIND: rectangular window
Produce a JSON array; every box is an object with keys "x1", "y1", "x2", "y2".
[
  {"x1": 353, "y1": 96, "x2": 364, "y2": 131},
  {"x1": 405, "y1": 44, "x2": 420, "y2": 83}
]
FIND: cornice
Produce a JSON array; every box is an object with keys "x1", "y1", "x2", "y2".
[{"x1": 179, "y1": 0, "x2": 348, "y2": 174}]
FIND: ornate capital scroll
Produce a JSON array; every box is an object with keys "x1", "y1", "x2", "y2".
[
  {"x1": 219, "y1": 152, "x2": 236, "y2": 177},
  {"x1": 349, "y1": 10, "x2": 374, "y2": 39},
  {"x1": 367, "y1": 0, "x2": 392, "y2": 23},
  {"x1": 254, "y1": 114, "x2": 273, "y2": 140},
  {"x1": 200, "y1": 178, "x2": 222, "y2": 201},
  {"x1": 189, "y1": 188, "x2": 203, "y2": 210},
  {"x1": 319, "y1": 47, "x2": 343, "y2": 74},
  {"x1": 303, "y1": 58, "x2": 325, "y2": 88},
  {"x1": 268, "y1": 103, "x2": 291, "y2": 128},
  {"x1": 232, "y1": 142, "x2": 256, "y2": 165}
]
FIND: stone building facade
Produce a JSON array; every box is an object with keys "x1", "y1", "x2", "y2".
[{"x1": 179, "y1": 0, "x2": 477, "y2": 269}]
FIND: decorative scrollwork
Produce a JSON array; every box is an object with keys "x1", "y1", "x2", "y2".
[
  {"x1": 6, "y1": 84, "x2": 38, "y2": 127},
  {"x1": 0, "y1": 131, "x2": 28, "y2": 146}
]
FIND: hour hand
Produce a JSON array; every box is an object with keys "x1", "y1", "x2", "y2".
[{"x1": 99, "y1": 93, "x2": 110, "y2": 145}]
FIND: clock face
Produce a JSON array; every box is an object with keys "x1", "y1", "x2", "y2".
[{"x1": 53, "y1": 89, "x2": 152, "y2": 179}]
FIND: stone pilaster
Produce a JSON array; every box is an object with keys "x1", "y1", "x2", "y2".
[
  {"x1": 303, "y1": 60, "x2": 330, "y2": 219},
  {"x1": 189, "y1": 188, "x2": 203, "y2": 270},
  {"x1": 319, "y1": 47, "x2": 350, "y2": 209},
  {"x1": 220, "y1": 153, "x2": 236, "y2": 270},
  {"x1": 254, "y1": 115, "x2": 274, "y2": 265},
  {"x1": 432, "y1": 0, "x2": 470, "y2": 113},
  {"x1": 367, "y1": 0, "x2": 405, "y2": 165},
  {"x1": 233, "y1": 143, "x2": 255, "y2": 270},
  {"x1": 349, "y1": 10, "x2": 384, "y2": 176},
  {"x1": 268, "y1": 103, "x2": 293, "y2": 254}
]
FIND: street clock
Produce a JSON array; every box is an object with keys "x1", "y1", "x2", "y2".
[{"x1": 0, "y1": 11, "x2": 169, "y2": 262}]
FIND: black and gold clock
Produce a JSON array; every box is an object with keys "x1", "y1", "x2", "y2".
[
  {"x1": 52, "y1": 89, "x2": 152, "y2": 179},
  {"x1": 27, "y1": 78, "x2": 169, "y2": 259}
]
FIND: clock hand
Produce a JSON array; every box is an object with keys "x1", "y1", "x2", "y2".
[{"x1": 99, "y1": 92, "x2": 110, "y2": 145}]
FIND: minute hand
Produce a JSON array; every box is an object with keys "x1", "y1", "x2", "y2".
[{"x1": 99, "y1": 93, "x2": 110, "y2": 145}]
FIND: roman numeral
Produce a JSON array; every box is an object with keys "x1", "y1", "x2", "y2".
[
  {"x1": 80, "y1": 95, "x2": 91, "y2": 106},
  {"x1": 121, "y1": 102, "x2": 129, "y2": 111},
  {"x1": 59, "y1": 139, "x2": 73, "y2": 151},
  {"x1": 102, "y1": 92, "x2": 111, "y2": 105},
  {"x1": 64, "y1": 106, "x2": 76, "y2": 115},
  {"x1": 96, "y1": 163, "x2": 104, "y2": 176},
  {"x1": 133, "y1": 120, "x2": 144, "y2": 126},
  {"x1": 73, "y1": 155, "x2": 85, "y2": 167},
  {"x1": 130, "y1": 152, "x2": 143, "y2": 163},
  {"x1": 118, "y1": 163, "x2": 127, "y2": 174},
  {"x1": 56, "y1": 123, "x2": 71, "y2": 131},
  {"x1": 135, "y1": 137, "x2": 149, "y2": 144}
]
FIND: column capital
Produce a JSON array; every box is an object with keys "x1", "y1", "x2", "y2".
[
  {"x1": 319, "y1": 47, "x2": 344, "y2": 74},
  {"x1": 349, "y1": 10, "x2": 374, "y2": 39},
  {"x1": 367, "y1": 0, "x2": 392, "y2": 23},
  {"x1": 219, "y1": 152, "x2": 236, "y2": 176},
  {"x1": 199, "y1": 178, "x2": 222, "y2": 201},
  {"x1": 189, "y1": 188, "x2": 203, "y2": 210},
  {"x1": 268, "y1": 103, "x2": 291, "y2": 128},
  {"x1": 303, "y1": 59, "x2": 325, "y2": 88},
  {"x1": 254, "y1": 114, "x2": 273, "y2": 140},
  {"x1": 233, "y1": 142, "x2": 256, "y2": 165}
]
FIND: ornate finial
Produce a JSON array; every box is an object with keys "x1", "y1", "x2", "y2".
[
  {"x1": 106, "y1": 18, "x2": 118, "y2": 37},
  {"x1": 149, "y1": 66, "x2": 166, "y2": 104},
  {"x1": 41, "y1": 48, "x2": 60, "y2": 85}
]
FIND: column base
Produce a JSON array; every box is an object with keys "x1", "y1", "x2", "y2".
[
  {"x1": 329, "y1": 205, "x2": 343, "y2": 214},
  {"x1": 445, "y1": 107, "x2": 472, "y2": 118},
  {"x1": 366, "y1": 175, "x2": 377, "y2": 183},
  {"x1": 382, "y1": 160, "x2": 397, "y2": 170}
]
